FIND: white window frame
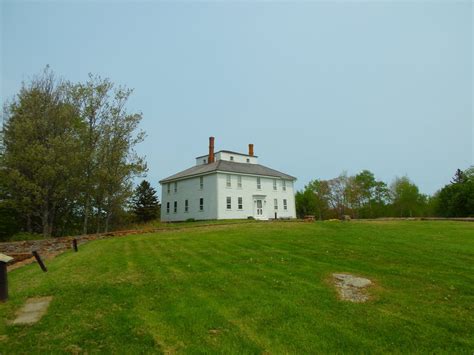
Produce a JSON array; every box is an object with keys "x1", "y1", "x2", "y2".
[
  {"x1": 173, "y1": 201, "x2": 177, "y2": 213},
  {"x1": 283, "y1": 199, "x2": 288, "y2": 210},
  {"x1": 166, "y1": 202, "x2": 170, "y2": 214},
  {"x1": 273, "y1": 179, "x2": 277, "y2": 190},
  {"x1": 230, "y1": 156, "x2": 234, "y2": 161},
  {"x1": 237, "y1": 175, "x2": 242, "y2": 188},
  {"x1": 174, "y1": 182, "x2": 178, "y2": 193},
  {"x1": 167, "y1": 184, "x2": 170, "y2": 194},
  {"x1": 226, "y1": 174, "x2": 231, "y2": 188},
  {"x1": 199, "y1": 198, "x2": 204, "y2": 211},
  {"x1": 257, "y1": 177, "x2": 261, "y2": 190},
  {"x1": 274, "y1": 198, "x2": 278, "y2": 210},
  {"x1": 238, "y1": 197, "x2": 243, "y2": 210},
  {"x1": 226, "y1": 196, "x2": 231, "y2": 210},
  {"x1": 282, "y1": 180, "x2": 286, "y2": 191},
  {"x1": 185, "y1": 199, "x2": 189, "y2": 212},
  {"x1": 200, "y1": 176, "x2": 204, "y2": 190}
]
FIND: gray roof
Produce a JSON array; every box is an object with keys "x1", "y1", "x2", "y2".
[{"x1": 159, "y1": 160, "x2": 296, "y2": 183}]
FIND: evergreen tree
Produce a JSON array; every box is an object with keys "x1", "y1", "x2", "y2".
[
  {"x1": 451, "y1": 168, "x2": 466, "y2": 184},
  {"x1": 132, "y1": 180, "x2": 160, "y2": 222}
]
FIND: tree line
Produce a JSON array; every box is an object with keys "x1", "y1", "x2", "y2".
[
  {"x1": 296, "y1": 167, "x2": 474, "y2": 219},
  {"x1": 1, "y1": 67, "x2": 472, "y2": 239},
  {"x1": 0, "y1": 67, "x2": 150, "y2": 239}
]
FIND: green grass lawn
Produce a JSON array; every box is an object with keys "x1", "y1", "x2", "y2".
[{"x1": 1, "y1": 221, "x2": 473, "y2": 353}]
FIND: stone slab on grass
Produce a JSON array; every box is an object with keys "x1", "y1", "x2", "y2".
[
  {"x1": 11, "y1": 296, "x2": 52, "y2": 325},
  {"x1": 333, "y1": 273, "x2": 372, "y2": 303}
]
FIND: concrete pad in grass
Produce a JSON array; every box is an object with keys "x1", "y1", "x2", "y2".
[{"x1": 11, "y1": 296, "x2": 53, "y2": 325}]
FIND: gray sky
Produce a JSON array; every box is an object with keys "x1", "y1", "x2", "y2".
[{"x1": 1, "y1": 1, "x2": 472, "y2": 194}]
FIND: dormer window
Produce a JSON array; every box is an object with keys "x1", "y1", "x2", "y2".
[
  {"x1": 203, "y1": 159, "x2": 206, "y2": 164},
  {"x1": 246, "y1": 158, "x2": 250, "y2": 163},
  {"x1": 230, "y1": 156, "x2": 234, "y2": 161}
]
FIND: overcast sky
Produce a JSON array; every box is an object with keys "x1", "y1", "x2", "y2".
[{"x1": 1, "y1": 1, "x2": 472, "y2": 195}]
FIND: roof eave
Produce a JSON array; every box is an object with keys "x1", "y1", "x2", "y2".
[{"x1": 159, "y1": 170, "x2": 296, "y2": 184}]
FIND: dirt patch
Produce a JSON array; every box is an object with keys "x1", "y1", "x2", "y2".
[{"x1": 332, "y1": 273, "x2": 372, "y2": 303}]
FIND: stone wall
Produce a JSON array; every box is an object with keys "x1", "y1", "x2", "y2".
[{"x1": 0, "y1": 229, "x2": 155, "y2": 266}]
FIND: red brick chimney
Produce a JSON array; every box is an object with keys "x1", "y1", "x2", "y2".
[
  {"x1": 208, "y1": 137, "x2": 215, "y2": 164},
  {"x1": 248, "y1": 143, "x2": 254, "y2": 157}
]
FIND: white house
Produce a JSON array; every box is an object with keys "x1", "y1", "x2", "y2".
[{"x1": 159, "y1": 137, "x2": 297, "y2": 221}]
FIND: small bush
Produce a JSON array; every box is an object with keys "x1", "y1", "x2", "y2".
[
  {"x1": 186, "y1": 218, "x2": 196, "y2": 222},
  {"x1": 247, "y1": 216, "x2": 255, "y2": 220}
]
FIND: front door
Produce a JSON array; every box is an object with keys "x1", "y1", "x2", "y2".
[{"x1": 254, "y1": 199, "x2": 265, "y2": 219}]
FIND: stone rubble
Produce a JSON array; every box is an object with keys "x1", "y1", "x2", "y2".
[{"x1": 333, "y1": 273, "x2": 372, "y2": 303}]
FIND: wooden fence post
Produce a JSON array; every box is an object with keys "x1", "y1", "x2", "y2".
[{"x1": 32, "y1": 251, "x2": 47, "y2": 272}]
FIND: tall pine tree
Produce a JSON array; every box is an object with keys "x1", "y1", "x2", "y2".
[{"x1": 132, "y1": 180, "x2": 160, "y2": 222}]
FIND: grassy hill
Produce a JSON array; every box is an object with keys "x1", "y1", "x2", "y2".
[{"x1": 1, "y1": 221, "x2": 473, "y2": 353}]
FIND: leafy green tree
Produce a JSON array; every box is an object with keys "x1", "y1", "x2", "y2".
[
  {"x1": 1, "y1": 68, "x2": 84, "y2": 237},
  {"x1": 68, "y1": 74, "x2": 114, "y2": 235},
  {"x1": 436, "y1": 167, "x2": 474, "y2": 217},
  {"x1": 306, "y1": 179, "x2": 331, "y2": 220},
  {"x1": 389, "y1": 176, "x2": 424, "y2": 217},
  {"x1": 352, "y1": 170, "x2": 390, "y2": 218},
  {"x1": 94, "y1": 89, "x2": 146, "y2": 232},
  {"x1": 0, "y1": 67, "x2": 147, "y2": 237},
  {"x1": 69, "y1": 75, "x2": 146, "y2": 234},
  {"x1": 371, "y1": 181, "x2": 390, "y2": 217},
  {"x1": 295, "y1": 188, "x2": 315, "y2": 218},
  {"x1": 132, "y1": 180, "x2": 160, "y2": 222},
  {"x1": 0, "y1": 201, "x2": 20, "y2": 241},
  {"x1": 328, "y1": 172, "x2": 349, "y2": 218}
]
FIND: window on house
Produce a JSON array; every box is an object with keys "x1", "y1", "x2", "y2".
[
  {"x1": 166, "y1": 202, "x2": 170, "y2": 214},
  {"x1": 230, "y1": 156, "x2": 234, "y2": 161},
  {"x1": 238, "y1": 197, "x2": 243, "y2": 210},
  {"x1": 273, "y1": 179, "x2": 277, "y2": 190},
  {"x1": 282, "y1": 180, "x2": 286, "y2": 191},
  {"x1": 237, "y1": 176, "x2": 242, "y2": 188},
  {"x1": 226, "y1": 197, "x2": 231, "y2": 210},
  {"x1": 199, "y1": 198, "x2": 204, "y2": 211},
  {"x1": 200, "y1": 176, "x2": 204, "y2": 189},
  {"x1": 174, "y1": 182, "x2": 178, "y2": 193},
  {"x1": 185, "y1": 199, "x2": 189, "y2": 212},
  {"x1": 246, "y1": 158, "x2": 250, "y2": 163},
  {"x1": 257, "y1": 177, "x2": 261, "y2": 189},
  {"x1": 283, "y1": 199, "x2": 288, "y2": 210},
  {"x1": 167, "y1": 184, "x2": 170, "y2": 194},
  {"x1": 274, "y1": 198, "x2": 278, "y2": 210},
  {"x1": 173, "y1": 201, "x2": 177, "y2": 213},
  {"x1": 226, "y1": 174, "x2": 231, "y2": 187},
  {"x1": 203, "y1": 159, "x2": 206, "y2": 164}
]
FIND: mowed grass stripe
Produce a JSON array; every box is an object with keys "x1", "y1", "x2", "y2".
[{"x1": 126, "y1": 235, "x2": 265, "y2": 353}]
